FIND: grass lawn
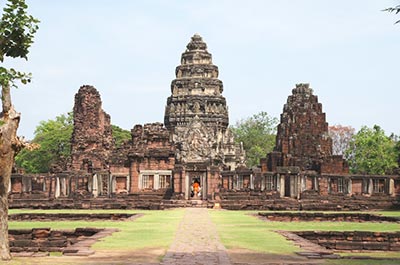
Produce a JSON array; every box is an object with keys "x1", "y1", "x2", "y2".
[
  {"x1": 9, "y1": 208, "x2": 185, "y2": 251},
  {"x1": 209, "y1": 210, "x2": 400, "y2": 259},
  {"x1": 6, "y1": 208, "x2": 400, "y2": 264}
]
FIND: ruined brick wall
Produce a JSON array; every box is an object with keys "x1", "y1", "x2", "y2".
[
  {"x1": 70, "y1": 85, "x2": 113, "y2": 172},
  {"x1": 128, "y1": 123, "x2": 175, "y2": 192}
]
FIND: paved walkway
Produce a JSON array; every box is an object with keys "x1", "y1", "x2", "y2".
[{"x1": 161, "y1": 208, "x2": 231, "y2": 265}]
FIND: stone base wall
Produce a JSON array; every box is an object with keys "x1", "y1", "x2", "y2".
[
  {"x1": 258, "y1": 212, "x2": 400, "y2": 222},
  {"x1": 9, "y1": 190, "x2": 170, "y2": 210},
  {"x1": 218, "y1": 191, "x2": 400, "y2": 210},
  {"x1": 294, "y1": 231, "x2": 400, "y2": 251},
  {"x1": 9, "y1": 213, "x2": 136, "y2": 221},
  {"x1": 9, "y1": 228, "x2": 101, "y2": 253}
]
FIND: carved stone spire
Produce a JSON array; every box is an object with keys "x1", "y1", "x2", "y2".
[
  {"x1": 164, "y1": 34, "x2": 244, "y2": 168},
  {"x1": 164, "y1": 34, "x2": 228, "y2": 131}
]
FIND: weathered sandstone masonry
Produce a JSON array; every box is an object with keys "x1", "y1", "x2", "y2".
[{"x1": 8, "y1": 35, "x2": 400, "y2": 210}]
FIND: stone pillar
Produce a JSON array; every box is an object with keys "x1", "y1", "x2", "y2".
[
  {"x1": 389, "y1": 178, "x2": 395, "y2": 196},
  {"x1": 275, "y1": 174, "x2": 280, "y2": 193},
  {"x1": 279, "y1": 174, "x2": 285, "y2": 197},
  {"x1": 348, "y1": 179, "x2": 352, "y2": 195},
  {"x1": 92, "y1": 174, "x2": 99, "y2": 197},
  {"x1": 368, "y1": 178, "x2": 373, "y2": 194},
  {"x1": 111, "y1": 176, "x2": 116, "y2": 194},
  {"x1": 154, "y1": 173, "x2": 160, "y2": 190},
  {"x1": 250, "y1": 174, "x2": 254, "y2": 190},
  {"x1": 127, "y1": 175, "x2": 131, "y2": 193},
  {"x1": 55, "y1": 177, "x2": 60, "y2": 198},
  {"x1": 130, "y1": 161, "x2": 139, "y2": 192},
  {"x1": 185, "y1": 174, "x2": 189, "y2": 200},
  {"x1": 203, "y1": 172, "x2": 208, "y2": 200}
]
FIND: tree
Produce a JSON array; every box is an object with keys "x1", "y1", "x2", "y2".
[
  {"x1": 0, "y1": 0, "x2": 39, "y2": 260},
  {"x1": 346, "y1": 125, "x2": 398, "y2": 175},
  {"x1": 230, "y1": 111, "x2": 278, "y2": 167},
  {"x1": 384, "y1": 5, "x2": 400, "y2": 24},
  {"x1": 112, "y1": 125, "x2": 131, "y2": 147},
  {"x1": 16, "y1": 113, "x2": 73, "y2": 173},
  {"x1": 328, "y1": 125, "x2": 355, "y2": 156}
]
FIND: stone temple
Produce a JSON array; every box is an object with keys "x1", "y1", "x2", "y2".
[{"x1": 9, "y1": 34, "x2": 400, "y2": 210}]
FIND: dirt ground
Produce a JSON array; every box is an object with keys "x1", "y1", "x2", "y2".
[
  {"x1": 7, "y1": 247, "x2": 324, "y2": 265},
  {"x1": 227, "y1": 248, "x2": 323, "y2": 264},
  {"x1": 9, "y1": 248, "x2": 164, "y2": 265}
]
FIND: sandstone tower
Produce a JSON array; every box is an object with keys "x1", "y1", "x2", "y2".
[
  {"x1": 70, "y1": 85, "x2": 113, "y2": 172},
  {"x1": 164, "y1": 34, "x2": 244, "y2": 169},
  {"x1": 266, "y1": 83, "x2": 348, "y2": 174}
]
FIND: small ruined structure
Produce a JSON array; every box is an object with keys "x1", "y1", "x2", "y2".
[
  {"x1": 8, "y1": 34, "x2": 400, "y2": 210},
  {"x1": 70, "y1": 85, "x2": 113, "y2": 172}
]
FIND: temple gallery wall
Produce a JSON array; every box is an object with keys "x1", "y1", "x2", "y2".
[{"x1": 9, "y1": 34, "x2": 400, "y2": 210}]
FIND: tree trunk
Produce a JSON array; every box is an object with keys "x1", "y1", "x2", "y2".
[{"x1": 0, "y1": 83, "x2": 20, "y2": 260}]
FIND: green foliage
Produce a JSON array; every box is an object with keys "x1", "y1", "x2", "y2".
[
  {"x1": 345, "y1": 125, "x2": 398, "y2": 175},
  {"x1": 0, "y1": 0, "x2": 40, "y2": 62},
  {"x1": 15, "y1": 113, "x2": 73, "y2": 173},
  {"x1": 112, "y1": 125, "x2": 131, "y2": 147},
  {"x1": 230, "y1": 111, "x2": 278, "y2": 167},
  {"x1": 0, "y1": 67, "x2": 31, "y2": 88}
]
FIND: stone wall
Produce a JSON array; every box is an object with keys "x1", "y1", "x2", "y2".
[
  {"x1": 9, "y1": 228, "x2": 102, "y2": 253},
  {"x1": 127, "y1": 123, "x2": 175, "y2": 192},
  {"x1": 294, "y1": 231, "x2": 400, "y2": 251},
  {"x1": 258, "y1": 212, "x2": 400, "y2": 222}
]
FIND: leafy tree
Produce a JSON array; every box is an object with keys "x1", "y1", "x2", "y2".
[
  {"x1": 231, "y1": 111, "x2": 278, "y2": 167},
  {"x1": 0, "y1": 0, "x2": 39, "y2": 260},
  {"x1": 384, "y1": 5, "x2": 400, "y2": 24},
  {"x1": 112, "y1": 124, "x2": 131, "y2": 147},
  {"x1": 15, "y1": 113, "x2": 73, "y2": 173},
  {"x1": 328, "y1": 125, "x2": 355, "y2": 156},
  {"x1": 346, "y1": 125, "x2": 398, "y2": 175}
]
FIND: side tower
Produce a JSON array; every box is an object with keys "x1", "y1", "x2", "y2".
[
  {"x1": 266, "y1": 83, "x2": 348, "y2": 174},
  {"x1": 70, "y1": 85, "x2": 113, "y2": 172}
]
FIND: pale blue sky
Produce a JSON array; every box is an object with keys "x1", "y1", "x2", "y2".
[{"x1": 2, "y1": 0, "x2": 400, "y2": 139}]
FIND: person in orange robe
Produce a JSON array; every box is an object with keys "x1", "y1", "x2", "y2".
[{"x1": 193, "y1": 181, "x2": 200, "y2": 195}]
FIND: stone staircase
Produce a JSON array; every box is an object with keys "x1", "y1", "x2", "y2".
[{"x1": 162, "y1": 199, "x2": 214, "y2": 209}]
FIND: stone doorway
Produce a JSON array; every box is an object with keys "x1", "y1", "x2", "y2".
[{"x1": 187, "y1": 173, "x2": 207, "y2": 200}]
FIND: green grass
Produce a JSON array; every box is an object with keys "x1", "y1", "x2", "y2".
[
  {"x1": 9, "y1": 208, "x2": 185, "y2": 250},
  {"x1": 7, "y1": 208, "x2": 400, "y2": 262},
  {"x1": 210, "y1": 210, "x2": 400, "y2": 256},
  {"x1": 209, "y1": 210, "x2": 300, "y2": 254}
]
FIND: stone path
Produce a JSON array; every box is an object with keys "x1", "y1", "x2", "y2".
[{"x1": 161, "y1": 208, "x2": 231, "y2": 265}]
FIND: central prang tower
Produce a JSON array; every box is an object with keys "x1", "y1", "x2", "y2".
[{"x1": 164, "y1": 34, "x2": 244, "y2": 169}]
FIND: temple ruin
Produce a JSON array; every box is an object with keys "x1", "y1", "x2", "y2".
[{"x1": 8, "y1": 34, "x2": 400, "y2": 210}]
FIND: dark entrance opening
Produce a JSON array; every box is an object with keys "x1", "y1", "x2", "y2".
[
  {"x1": 191, "y1": 177, "x2": 201, "y2": 199},
  {"x1": 284, "y1": 175, "x2": 291, "y2": 197}
]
